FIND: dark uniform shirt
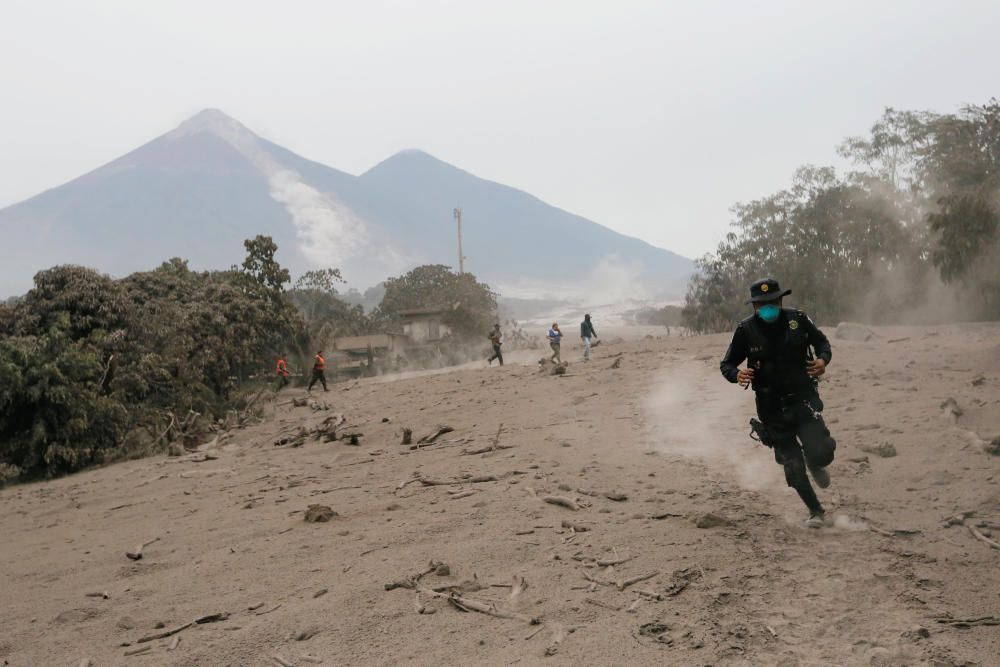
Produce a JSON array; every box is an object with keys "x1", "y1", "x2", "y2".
[{"x1": 720, "y1": 309, "x2": 832, "y2": 391}]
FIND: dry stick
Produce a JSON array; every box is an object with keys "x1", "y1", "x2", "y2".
[
  {"x1": 256, "y1": 604, "x2": 282, "y2": 616},
  {"x1": 418, "y1": 587, "x2": 540, "y2": 624},
  {"x1": 124, "y1": 645, "x2": 152, "y2": 656},
  {"x1": 450, "y1": 490, "x2": 477, "y2": 500},
  {"x1": 463, "y1": 443, "x2": 514, "y2": 455},
  {"x1": 344, "y1": 458, "x2": 375, "y2": 467},
  {"x1": 542, "y1": 496, "x2": 579, "y2": 511},
  {"x1": 525, "y1": 625, "x2": 546, "y2": 641},
  {"x1": 617, "y1": 571, "x2": 659, "y2": 592},
  {"x1": 964, "y1": 519, "x2": 1000, "y2": 550},
  {"x1": 627, "y1": 598, "x2": 642, "y2": 613},
  {"x1": 126, "y1": 536, "x2": 161, "y2": 561},
  {"x1": 273, "y1": 656, "x2": 295, "y2": 667},
  {"x1": 585, "y1": 597, "x2": 622, "y2": 612},
  {"x1": 151, "y1": 412, "x2": 177, "y2": 450},
  {"x1": 137, "y1": 621, "x2": 194, "y2": 644},
  {"x1": 597, "y1": 556, "x2": 632, "y2": 567}
]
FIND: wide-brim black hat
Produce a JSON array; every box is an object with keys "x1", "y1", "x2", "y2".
[{"x1": 746, "y1": 278, "x2": 791, "y2": 304}]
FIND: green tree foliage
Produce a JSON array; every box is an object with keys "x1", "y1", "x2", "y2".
[
  {"x1": 238, "y1": 234, "x2": 291, "y2": 292},
  {"x1": 684, "y1": 99, "x2": 1000, "y2": 331},
  {"x1": 0, "y1": 238, "x2": 301, "y2": 478},
  {"x1": 376, "y1": 265, "x2": 498, "y2": 339}
]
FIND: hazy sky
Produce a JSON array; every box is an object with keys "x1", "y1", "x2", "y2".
[{"x1": 2, "y1": 0, "x2": 999, "y2": 259}]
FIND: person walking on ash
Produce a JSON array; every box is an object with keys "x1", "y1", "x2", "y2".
[
  {"x1": 308, "y1": 350, "x2": 329, "y2": 392},
  {"x1": 580, "y1": 314, "x2": 598, "y2": 361},
  {"x1": 547, "y1": 323, "x2": 563, "y2": 364},
  {"x1": 487, "y1": 323, "x2": 504, "y2": 366},
  {"x1": 720, "y1": 278, "x2": 836, "y2": 528},
  {"x1": 275, "y1": 353, "x2": 290, "y2": 391}
]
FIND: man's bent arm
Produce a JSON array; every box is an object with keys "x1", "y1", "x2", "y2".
[
  {"x1": 720, "y1": 326, "x2": 748, "y2": 383},
  {"x1": 803, "y1": 317, "x2": 832, "y2": 365}
]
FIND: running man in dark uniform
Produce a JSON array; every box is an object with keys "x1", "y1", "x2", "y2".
[{"x1": 720, "y1": 278, "x2": 836, "y2": 528}]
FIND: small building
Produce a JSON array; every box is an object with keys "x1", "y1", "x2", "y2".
[{"x1": 398, "y1": 308, "x2": 452, "y2": 343}]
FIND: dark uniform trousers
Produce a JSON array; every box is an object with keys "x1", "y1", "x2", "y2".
[
  {"x1": 488, "y1": 344, "x2": 503, "y2": 365},
  {"x1": 756, "y1": 391, "x2": 836, "y2": 513}
]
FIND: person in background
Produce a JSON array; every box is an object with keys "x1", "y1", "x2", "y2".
[
  {"x1": 487, "y1": 323, "x2": 504, "y2": 366},
  {"x1": 275, "y1": 353, "x2": 290, "y2": 390},
  {"x1": 580, "y1": 314, "x2": 598, "y2": 361},
  {"x1": 547, "y1": 323, "x2": 563, "y2": 363},
  {"x1": 308, "y1": 350, "x2": 329, "y2": 392}
]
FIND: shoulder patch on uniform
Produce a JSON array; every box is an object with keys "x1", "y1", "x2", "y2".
[{"x1": 788, "y1": 320, "x2": 799, "y2": 330}]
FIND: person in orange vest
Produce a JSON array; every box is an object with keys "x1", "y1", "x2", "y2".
[
  {"x1": 275, "y1": 353, "x2": 290, "y2": 391},
  {"x1": 308, "y1": 350, "x2": 328, "y2": 392}
]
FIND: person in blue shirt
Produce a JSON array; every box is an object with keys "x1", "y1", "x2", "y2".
[{"x1": 547, "y1": 323, "x2": 563, "y2": 363}]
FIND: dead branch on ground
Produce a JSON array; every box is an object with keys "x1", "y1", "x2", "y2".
[{"x1": 126, "y1": 536, "x2": 160, "y2": 561}]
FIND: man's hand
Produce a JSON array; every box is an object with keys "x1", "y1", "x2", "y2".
[
  {"x1": 737, "y1": 367, "x2": 755, "y2": 387},
  {"x1": 807, "y1": 358, "x2": 827, "y2": 378}
]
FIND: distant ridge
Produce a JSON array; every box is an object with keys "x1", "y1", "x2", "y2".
[{"x1": 0, "y1": 109, "x2": 693, "y2": 298}]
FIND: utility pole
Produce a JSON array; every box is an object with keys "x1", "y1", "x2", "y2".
[{"x1": 453, "y1": 207, "x2": 465, "y2": 274}]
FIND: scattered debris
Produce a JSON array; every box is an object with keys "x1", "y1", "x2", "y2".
[
  {"x1": 971, "y1": 375, "x2": 986, "y2": 387},
  {"x1": 604, "y1": 491, "x2": 628, "y2": 502},
  {"x1": 609, "y1": 357, "x2": 622, "y2": 370},
  {"x1": 585, "y1": 597, "x2": 622, "y2": 611},
  {"x1": 561, "y1": 519, "x2": 589, "y2": 532},
  {"x1": 940, "y1": 397, "x2": 963, "y2": 423},
  {"x1": 858, "y1": 442, "x2": 897, "y2": 458},
  {"x1": 295, "y1": 626, "x2": 321, "y2": 641},
  {"x1": 542, "y1": 495, "x2": 580, "y2": 511},
  {"x1": 664, "y1": 567, "x2": 703, "y2": 596},
  {"x1": 401, "y1": 428, "x2": 413, "y2": 445},
  {"x1": 934, "y1": 616, "x2": 1000, "y2": 628},
  {"x1": 304, "y1": 505, "x2": 338, "y2": 523},
  {"x1": 418, "y1": 425, "x2": 455, "y2": 444},
  {"x1": 694, "y1": 513, "x2": 729, "y2": 529},
  {"x1": 126, "y1": 537, "x2": 160, "y2": 561}
]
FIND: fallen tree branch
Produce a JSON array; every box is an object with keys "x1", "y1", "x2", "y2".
[
  {"x1": 136, "y1": 621, "x2": 194, "y2": 644},
  {"x1": 585, "y1": 597, "x2": 622, "y2": 611},
  {"x1": 934, "y1": 616, "x2": 1000, "y2": 628},
  {"x1": 542, "y1": 496, "x2": 579, "y2": 511},
  {"x1": 126, "y1": 537, "x2": 161, "y2": 561},
  {"x1": 418, "y1": 425, "x2": 454, "y2": 444},
  {"x1": 617, "y1": 571, "x2": 659, "y2": 591},
  {"x1": 597, "y1": 556, "x2": 632, "y2": 567},
  {"x1": 964, "y1": 520, "x2": 1000, "y2": 550}
]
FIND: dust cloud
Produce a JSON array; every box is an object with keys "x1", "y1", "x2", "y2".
[{"x1": 642, "y1": 360, "x2": 785, "y2": 494}]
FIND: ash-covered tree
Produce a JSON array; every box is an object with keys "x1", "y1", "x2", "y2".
[
  {"x1": 376, "y1": 265, "x2": 498, "y2": 339},
  {"x1": 0, "y1": 238, "x2": 306, "y2": 479},
  {"x1": 285, "y1": 268, "x2": 375, "y2": 369},
  {"x1": 237, "y1": 234, "x2": 291, "y2": 292}
]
